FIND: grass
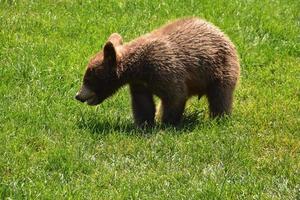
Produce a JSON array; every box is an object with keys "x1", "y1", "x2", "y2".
[{"x1": 0, "y1": 0, "x2": 299, "y2": 199}]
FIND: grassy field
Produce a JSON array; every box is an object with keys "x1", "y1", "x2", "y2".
[{"x1": 0, "y1": 0, "x2": 299, "y2": 199}]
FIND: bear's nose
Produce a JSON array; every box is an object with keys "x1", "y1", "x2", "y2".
[{"x1": 75, "y1": 93, "x2": 85, "y2": 102}]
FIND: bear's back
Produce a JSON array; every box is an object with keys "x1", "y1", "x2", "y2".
[
  {"x1": 148, "y1": 18, "x2": 236, "y2": 64},
  {"x1": 151, "y1": 18, "x2": 228, "y2": 45},
  {"x1": 122, "y1": 18, "x2": 239, "y2": 90}
]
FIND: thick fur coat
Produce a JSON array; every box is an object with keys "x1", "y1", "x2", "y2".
[{"x1": 75, "y1": 18, "x2": 240, "y2": 126}]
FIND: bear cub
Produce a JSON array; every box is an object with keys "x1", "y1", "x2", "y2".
[{"x1": 75, "y1": 18, "x2": 240, "y2": 126}]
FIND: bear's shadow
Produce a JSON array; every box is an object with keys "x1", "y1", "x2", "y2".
[{"x1": 76, "y1": 110, "x2": 208, "y2": 136}]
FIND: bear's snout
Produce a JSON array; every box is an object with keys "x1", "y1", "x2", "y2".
[
  {"x1": 75, "y1": 85, "x2": 101, "y2": 106},
  {"x1": 75, "y1": 85, "x2": 95, "y2": 103},
  {"x1": 75, "y1": 92, "x2": 85, "y2": 103}
]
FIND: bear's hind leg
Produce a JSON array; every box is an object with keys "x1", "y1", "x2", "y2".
[
  {"x1": 130, "y1": 83, "x2": 156, "y2": 127},
  {"x1": 207, "y1": 82, "x2": 234, "y2": 118}
]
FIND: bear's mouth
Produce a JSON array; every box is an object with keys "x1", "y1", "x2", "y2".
[
  {"x1": 76, "y1": 85, "x2": 102, "y2": 106},
  {"x1": 86, "y1": 96, "x2": 102, "y2": 106}
]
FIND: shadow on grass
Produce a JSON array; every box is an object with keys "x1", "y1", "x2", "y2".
[{"x1": 76, "y1": 110, "x2": 231, "y2": 136}]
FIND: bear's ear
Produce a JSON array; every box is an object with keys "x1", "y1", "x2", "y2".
[
  {"x1": 103, "y1": 41, "x2": 117, "y2": 66},
  {"x1": 108, "y1": 33, "x2": 123, "y2": 46}
]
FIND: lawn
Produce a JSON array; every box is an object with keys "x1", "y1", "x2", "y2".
[{"x1": 0, "y1": 0, "x2": 299, "y2": 199}]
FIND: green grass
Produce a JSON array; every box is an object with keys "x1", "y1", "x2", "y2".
[{"x1": 0, "y1": 0, "x2": 299, "y2": 199}]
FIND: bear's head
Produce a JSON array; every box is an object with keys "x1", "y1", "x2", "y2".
[{"x1": 75, "y1": 33, "x2": 124, "y2": 106}]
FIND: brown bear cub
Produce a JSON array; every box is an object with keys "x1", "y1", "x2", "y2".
[{"x1": 75, "y1": 18, "x2": 240, "y2": 126}]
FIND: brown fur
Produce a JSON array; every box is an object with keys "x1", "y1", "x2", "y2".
[{"x1": 75, "y1": 18, "x2": 240, "y2": 126}]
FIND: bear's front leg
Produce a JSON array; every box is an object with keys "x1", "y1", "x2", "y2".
[
  {"x1": 159, "y1": 96, "x2": 187, "y2": 126},
  {"x1": 130, "y1": 83, "x2": 156, "y2": 127}
]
